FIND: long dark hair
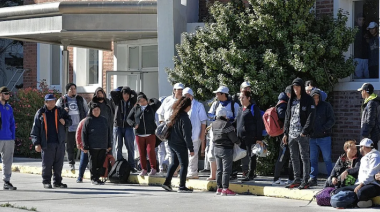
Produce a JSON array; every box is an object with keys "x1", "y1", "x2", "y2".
[{"x1": 167, "y1": 97, "x2": 192, "y2": 128}]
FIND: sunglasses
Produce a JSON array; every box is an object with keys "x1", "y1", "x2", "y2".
[{"x1": 2, "y1": 92, "x2": 10, "y2": 95}]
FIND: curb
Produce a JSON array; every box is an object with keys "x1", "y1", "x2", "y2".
[{"x1": 5, "y1": 164, "x2": 380, "y2": 205}]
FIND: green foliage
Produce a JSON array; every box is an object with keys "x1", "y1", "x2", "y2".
[
  {"x1": 10, "y1": 79, "x2": 60, "y2": 158},
  {"x1": 0, "y1": 202, "x2": 37, "y2": 211},
  {"x1": 167, "y1": 0, "x2": 356, "y2": 175}
]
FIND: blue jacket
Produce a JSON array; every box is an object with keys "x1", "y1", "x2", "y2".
[
  {"x1": 310, "y1": 89, "x2": 335, "y2": 138},
  {"x1": 30, "y1": 106, "x2": 72, "y2": 149},
  {"x1": 0, "y1": 103, "x2": 15, "y2": 140},
  {"x1": 276, "y1": 92, "x2": 289, "y2": 122}
]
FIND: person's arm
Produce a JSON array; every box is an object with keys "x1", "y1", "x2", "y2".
[
  {"x1": 61, "y1": 108, "x2": 72, "y2": 127},
  {"x1": 82, "y1": 97, "x2": 89, "y2": 115},
  {"x1": 359, "y1": 156, "x2": 380, "y2": 185},
  {"x1": 283, "y1": 100, "x2": 291, "y2": 136},
  {"x1": 254, "y1": 105, "x2": 264, "y2": 141},
  {"x1": 322, "y1": 102, "x2": 335, "y2": 132},
  {"x1": 107, "y1": 118, "x2": 112, "y2": 149},
  {"x1": 225, "y1": 123, "x2": 240, "y2": 145},
  {"x1": 149, "y1": 98, "x2": 161, "y2": 112},
  {"x1": 182, "y1": 117, "x2": 194, "y2": 153},
  {"x1": 82, "y1": 119, "x2": 89, "y2": 150},
  {"x1": 30, "y1": 110, "x2": 42, "y2": 146},
  {"x1": 276, "y1": 103, "x2": 287, "y2": 120},
  {"x1": 347, "y1": 159, "x2": 361, "y2": 175},
  {"x1": 301, "y1": 97, "x2": 316, "y2": 136},
  {"x1": 55, "y1": 97, "x2": 62, "y2": 107},
  {"x1": 362, "y1": 101, "x2": 377, "y2": 138},
  {"x1": 198, "y1": 103, "x2": 208, "y2": 141},
  {"x1": 76, "y1": 119, "x2": 86, "y2": 150},
  {"x1": 126, "y1": 106, "x2": 137, "y2": 127},
  {"x1": 10, "y1": 108, "x2": 15, "y2": 140}
]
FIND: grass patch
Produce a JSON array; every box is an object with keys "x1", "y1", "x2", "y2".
[{"x1": 0, "y1": 202, "x2": 37, "y2": 211}]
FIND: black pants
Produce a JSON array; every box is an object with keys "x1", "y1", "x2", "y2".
[
  {"x1": 41, "y1": 142, "x2": 65, "y2": 184},
  {"x1": 88, "y1": 149, "x2": 106, "y2": 181},
  {"x1": 65, "y1": 131, "x2": 76, "y2": 165},
  {"x1": 164, "y1": 144, "x2": 189, "y2": 188},
  {"x1": 334, "y1": 184, "x2": 380, "y2": 201},
  {"x1": 273, "y1": 136, "x2": 294, "y2": 181}
]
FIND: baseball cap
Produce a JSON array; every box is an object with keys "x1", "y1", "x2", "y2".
[
  {"x1": 44, "y1": 94, "x2": 56, "y2": 101},
  {"x1": 367, "y1": 22, "x2": 378, "y2": 30},
  {"x1": 0, "y1": 86, "x2": 10, "y2": 93},
  {"x1": 240, "y1": 82, "x2": 251, "y2": 89},
  {"x1": 183, "y1": 87, "x2": 194, "y2": 96},
  {"x1": 173, "y1": 83, "x2": 185, "y2": 90},
  {"x1": 213, "y1": 86, "x2": 229, "y2": 95},
  {"x1": 357, "y1": 83, "x2": 374, "y2": 94},
  {"x1": 356, "y1": 138, "x2": 374, "y2": 148}
]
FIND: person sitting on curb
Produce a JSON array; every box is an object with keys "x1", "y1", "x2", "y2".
[
  {"x1": 325, "y1": 140, "x2": 361, "y2": 188},
  {"x1": 31, "y1": 94, "x2": 72, "y2": 189},
  {"x1": 333, "y1": 138, "x2": 380, "y2": 208}
]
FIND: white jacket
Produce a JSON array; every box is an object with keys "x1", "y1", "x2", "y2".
[
  {"x1": 357, "y1": 149, "x2": 380, "y2": 186},
  {"x1": 156, "y1": 96, "x2": 178, "y2": 122},
  {"x1": 188, "y1": 100, "x2": 208, "y2": 141}
]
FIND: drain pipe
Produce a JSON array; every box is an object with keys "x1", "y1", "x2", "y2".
[{"x1": 61, "y1": 40, "x2": 70, "y2": 95}]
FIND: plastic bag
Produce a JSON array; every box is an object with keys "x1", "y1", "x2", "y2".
[
  {"x1": 233, "y1": 144, "x2": 247, "y2": 162},
  {"x1": 252, "y1": 141, "x2": 268, "y2": 157}
]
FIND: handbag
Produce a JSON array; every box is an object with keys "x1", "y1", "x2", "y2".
[
  {"x1": 233, "y1": 144, "x2": 247, "y2": 162},
  {"x1": 155, "y1": 122, "x2": 171, "y2": 141}
]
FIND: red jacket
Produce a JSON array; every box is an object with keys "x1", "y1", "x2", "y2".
[{"x1": 76, "y1": 118, "x2": 87, "y2": 150}]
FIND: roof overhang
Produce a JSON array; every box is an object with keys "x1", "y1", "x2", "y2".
[{"x1": 0, "y1": 1, "x2": 157, "y2": 50}]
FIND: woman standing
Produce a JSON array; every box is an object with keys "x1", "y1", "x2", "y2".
[
  {"x1": 236, "y1": 90, "x2": 264, "y2": 182},
  {"x1": 162, "y1": 97, "x2": 194, "y2": 193},
  {"x1": 127, "y1": 93, "x2": 160, "y2": 176},
  {"x1": 82, "y1": 103, "x2": 112, "y2": 185}
]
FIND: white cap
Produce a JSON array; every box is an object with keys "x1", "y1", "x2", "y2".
[
  {"x1": 240, "y1": 81, "x2": 251, "y2": 89},
  {"x1": 367, "y1": 22, "x2": 378, "y2": 30},
  {"x1": 213, "y1": 86, "x2": 229, "y2": 94},
  {"x1": 173, "y1": 83, "x2": 185, "y2": 90},
  {"x1": 356, "y1": 138, "x2": 374, "y2": 148},
  {"x1": 216, "y1": 107, "x2": 227, "y2": 118},
  {"x1": 183, "y1": 87, "x2": 194, "y2": 96}
]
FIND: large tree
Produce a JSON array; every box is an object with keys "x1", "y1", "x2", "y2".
[{"x1": 167, "y1": 0, "x2": 356, "y2": 174}]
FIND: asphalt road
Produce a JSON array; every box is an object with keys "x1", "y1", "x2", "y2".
[{"x1": 0, "y1": 172, "x2": 379, "y2": 212}]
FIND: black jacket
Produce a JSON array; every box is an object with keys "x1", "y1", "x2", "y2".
[
  {"x1": 283, "y1": 78, "x2": 316, "y2": 136},
  {"x1": 310, "y1": 89, "x2": 335, "y2": 138},
  {"x1": 329, "y1": 153, "x2": 361, "y2": 187},
  {"x1": 127, "y1": 99, "x2": 160, "y2": 136},
  {"x1": 235, "y1": 103, "x2": 264, "y2": 145},
  {"x1": 361, "y1": 95, "x2": 380, "y2": 140},
  {"x1": 168, "y1": 111, "x2": 194, "y2": 152},
  {"x1": 89, "y1": 87, "x2": 114, "y2": 129},
  {"x1": 212, "y1": 117, "x2": 240, "y2": 149},
  {"x1": 276, "y1": 92, "x2": 289, "y2": 122},
  {"x1": 82, "y1": 115, "x2": 111, "y2": 150},
  {"x1": 110, "y1": 88, "x2": 137, "y2": 128}
]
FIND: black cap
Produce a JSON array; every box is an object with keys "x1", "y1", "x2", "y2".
[
  {"x1": 66, "y1": 83, "x2": 76, "y2": 92},
  {"x1": 357, "y1": 83, "x2": 374, "y2": 94},
  {"x1": 0, "y1": 86, "x2": 10, "y2": 93},
  {"x1": 121, "y1": 86, "x2": 131, "y2": 94},
  {"x1": 292, "y1": 78, "x2": 304, "y2": 87}
]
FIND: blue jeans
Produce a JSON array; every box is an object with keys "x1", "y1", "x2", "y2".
[
  {"x1": 78, "y1": 151, "x2": 88, "y2": 180},
  {"x1": 309, "y1": 136, "x2": 333, "y2": 179},
  {"x1": 116, "y1": 127, "x2": 135, "y2": 168}
]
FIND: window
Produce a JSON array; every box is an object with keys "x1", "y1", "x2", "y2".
[
  {"x1": 88, "y1": 49, "x2": 99, "y2": 85},
  {"x1": 142, "y1": 45, "x2": 158, "y2": 68},
  {"x1": 51, "y1": 45, "x2": 61, "y2": 85},
  {"x1": 352, "y1": 0, "x2": 379, "y2": 79}
]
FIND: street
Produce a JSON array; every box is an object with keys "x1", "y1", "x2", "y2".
[{"x1": 0, "y1": 172, "x2": 379, "y2": 212}]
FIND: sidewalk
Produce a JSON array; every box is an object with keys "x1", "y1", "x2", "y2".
[{"x1": 3, "y1": 157, "x2": 380, "y2": 205}]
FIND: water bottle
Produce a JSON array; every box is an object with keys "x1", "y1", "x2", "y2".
[{"x1": 279, "y1": 145, "x2": 286, "y2": 162}]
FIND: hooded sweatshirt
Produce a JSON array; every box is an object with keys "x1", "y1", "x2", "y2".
[
  {"x1": 361, "y1": 93, "x2": 380, "y2": 140},
  {"x1": 89, "y1": 87, "x2": 114, "y2": 129},
  {"x1": 82, "y1": 109, "x2": 111, "y2": 150},
  {"x1": 0, "y1": 102, "x2": 15, "y2": 140},
  {"x1": 310, "y1": 89, "x2": 335, "y2": 138},
  {"x1": 357, "y1": 149, "x2": 380, "y2": 186}
]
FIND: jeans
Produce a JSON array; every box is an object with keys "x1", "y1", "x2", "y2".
[
  {"x1": 0, "y1": 140, "x2": 14, "y2": 182},
  {"x1": 65, "y1": 131, "x2": 76, "y2": 165},
  {"x1": 88, "y1": 149, "x2": 106, "y2": 181},
  {"x1": 78, "y1": 151, "x2": 89, "y2": 180},
  {"x1": 41, "y1": 142, "x2": 65, "y2": 184},
  {"x1": 273, "y1": 137, "x2": 294, "y2": 181},
  {"x1": 334, "y1": 184, "x2": 380, "y2": 201},
  {"x1": 164, "y1": 144, "x2": 189, "y2": 188},
  {"x1": 354, "y1": 58, "x2": 369, "y2": 79},
  {"x1": 288, "y1": 135, "x2": 310, "y2": 182},
  {"x1": 116, "y1": 127, "x2": 135, "y2": 168},
  {"x1": 310, "y1": 136, "x2": 333, "y2": 179},
  {"x1": 214, "y1": 147, "x2": 233, "y2": 189}
]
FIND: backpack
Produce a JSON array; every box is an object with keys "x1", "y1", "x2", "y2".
[
  {"x1": 100, "y1": 154, "x2": 116, "y2": 181},
  {"x1": 330, "y1": 191, "x2": 358, "y2": 208},
  {"x1": 108, "y1": 159, "x2": 131, "y2": 184},
  {"x1": 315, "y1": 187, "x2": 336, "y2": 206},
  {"x1": 250, "y1": 104, "x2": 268, "y2": 136},
  {"x1": 263, "y1": 100, "x2": 287, "y2": 137}
]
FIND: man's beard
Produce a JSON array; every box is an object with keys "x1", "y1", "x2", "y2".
[{"x1": 95, "y1": 97, "x2": 104, "y2": 102}]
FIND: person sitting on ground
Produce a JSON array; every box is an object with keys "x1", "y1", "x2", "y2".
[
  {"x1": 325, "y1": 140, "x2": 361, "y2": 188},
  {"x1": 213, "y1": 107, "x2": 240, "y2": 196}
]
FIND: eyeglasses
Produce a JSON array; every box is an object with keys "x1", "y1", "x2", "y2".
[{"x1": 2, "y1": 92, "x2": 10, "y2": 95}]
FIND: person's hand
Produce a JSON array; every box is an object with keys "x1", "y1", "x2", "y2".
[
  {"x1": 83, "y1": 150, "x2": 88, "y2": 153},
  {"x1": 190, "y1": 152, "x2": 195, "y2": 156},
  {"x1": 375, "y1": 172, "x2": 380, "y2": 181},
  {"x1": 282, "y1": 135, "x2": 288, "y2": 145},
  {"x1": 300, "y1": 133, "x2": 306, "y2": 137},
  {"x1": 106, "y1": 147, "x2": 112, "y2": 152},
  {"x1": 59, "y1": 118, "x2": 65, "y2": 126},
  {"x1": 354, "y1": 183, "x2": 364, "y2": 194},
  {"x1": 332, "y1": 177, "x2": 338, "y2": 185},
  {"x1": 64, "y1": 107, "x2": 69, "y2": 112},
  {"x1": 340, "y1": 170, "x2": 348, "y2": 181},
  {"x1": 201, "y1": 149, "x2": 205, "y2": 157},
  {"x1": 35, "y1": 145, "x2": 41, "y2": 152},
  {"x1": 134, "y1": 125, "x2": 139, "y2": 129}
]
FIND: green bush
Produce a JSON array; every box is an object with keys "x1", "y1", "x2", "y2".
[{"x1": 10, "y1": 80, "x2": 60, "y2": 158}]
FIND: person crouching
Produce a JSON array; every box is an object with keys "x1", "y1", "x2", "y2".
[{"x1": 82, "y1": 103, "x2": 112, "y2": 185}]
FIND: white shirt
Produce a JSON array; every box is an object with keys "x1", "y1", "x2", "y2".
[
  {"x1": 357, "y1": 149, "x2": 380, "y2": 186},
  {"x1": 156, "y1": 96, "x2": 178, "y2": 122},
  {"x1": 188, "y1": 99, "x2": 208, "y2": 141}
]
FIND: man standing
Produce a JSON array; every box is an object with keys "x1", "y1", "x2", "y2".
[
  {"x1": 308, "y1": 89, "x2": 335, "y2": 186},
  {"x1": 283, "y1": 78, "x2": 315, "y2": 189},
  {"x1": 56, "y1": 83, "x2": 88, "y2": 173},
  {"x1": 354, "y1": 13, "x2": 370, "y2": 79},
  {"x1": 0, "y1": 87, "x2": 16, "y2": 190},
  {"x1": 183, "y1": 87, "x2": 207, "y2": 179},
  {"x1": 358, "y1": 83, "x2": 380, "y2": 149},
  {"x1": 31, "y1": 94, "x2": 72, "y2": 188},
  {"x1": 110, "y1": 86, "x2": 137, "y2": 171}
]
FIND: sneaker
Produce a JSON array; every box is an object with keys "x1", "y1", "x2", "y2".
[
  {"x1": 53, "y1": 183, "x2": 68, "y2": 188},
  {"x1": 162, "y1": 184, "x2": 173, "y2": 191},
  {"x1": 178, "y1": 187, "x2": 193, "y2": 193},
  {"x1": 241, "y1": 177, "x2": 254, "y2": 182},
  {"x1": 76, "y1": 178, "x2": 83, "y2": 183},
  {"x1": 139, "y1": 169, "x2": 148, "y2": 176},
  {"x1": 187, "y1": 175, "x2": 200, "y2": 179},
  {"x1": 242, "y1": 171, "x2": 248, "y2": 178},
  {"x1": 3, "y1": 181, "x2": 17, "y2": 190},
  {"x1": 308, "y1": 178, "x2": 318, "y2": 187},
  {"x1": 131, "y1": 168, "x2": 138, "y2": 173},
  {"x1": 96, "y1": 180, "x2": 105, "y2": 185},
  {"x1": 221, "y1": 188, "x2": 237, "y2": 196},
  {"x1": 216, "y1": 188, "x2": 223, "y2": 195},
  {"x1": 43, "y1": 183, "x2": 53, "y2": 189},
  {"x1": 91, "y1": 180, "x2": 99, "y2": 185},
  {"x1": 357, "y1": 200, "x2": 372, "y2": 208},
  {"x1": 285, "y1": 179, "x2": 301, "y2": 188},
  {"x1": 148, "y1": 168, "x2": 157, "y2": 176},
  {"x1": 298, "y1": 181, "x2": 310, "y2": 190},
  {"x1": 272, "y1": 179, "x2": 285, "y2": 186},
  {"x1": 199, "y1": 169, "x2": 210, "y2": 173},
  {"x1": 158, "y1": 170, "x2": 167, "y2": 176},
  {"x1": 70, "y1": 164, "x2": 75, "y2": 174}
]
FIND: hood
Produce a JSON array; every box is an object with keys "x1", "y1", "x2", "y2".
[
  {"x1": 310, "y1": 89, "x2": 322, "y2": 101},
  {"x1": 121, "y1": 86, "x2": 132, "y2": 95},
  {"x1": 364, "y1": 93, "x2": 380, "y2": 105},
  {"x1": 290, "y1": 78, "x2": 307, "y2": 99},
  {"x1": 277, "y1": 92, "x2": 289, "y2": 102},
  {"x1": 94, "y1": 87, "x2": 106, "y2": 97}
]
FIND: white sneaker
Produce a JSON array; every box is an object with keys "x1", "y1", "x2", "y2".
[
  {"x1": 187, "y1": 175, "x2": 199, "y2": 179},
  {"x1": 286, "y1": 179, "x2": 293, "y2": 185},
  {"x1": 272, "y1": 179, "x2": 285, "y2": 186},
  {"x1": 158, "y1": 170, "x2": 167, "y2": 176},
  {"x1": 357, "y1": 200, "x2": 372, "y2": 208}
]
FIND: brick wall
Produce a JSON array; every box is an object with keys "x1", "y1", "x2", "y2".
[
  {"x1": 316, "y1": 0, "x2": 334, "y2": 16},
  {"x1": 23, "y1": 42, "x2": 37, "y2": 88}
]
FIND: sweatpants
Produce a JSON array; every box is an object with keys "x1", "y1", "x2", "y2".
[
  {"x1": 41, "y1": 142, "x2": 65, "y2": 184},
  {"x1": 88, "y1": 149, "x2": 106, "y2": 181},
  {"x1": 188, "y1": 139, "x2": 201, "y2": 176},
  {"x1": 0, "y1": 140, "x2": 14, "y2": 182},
  {"x1": 288, "y1": 135, "x2": 310, "y2": 182},
  {"x1": 164, "y1": 144, "x2": 189, "y2": 188},
  {"x1": 334, "y1": 184, "x2": 380, "y2": 201},
  {"x1": 215, "y1": 147, "x2": 233, "y2": 189},
  {"x1": 65, "y1": 131, "x2": 76, "y2": 165},
  {"x1": 136, "y1": 135, "x2": 157, "y2": 170}
]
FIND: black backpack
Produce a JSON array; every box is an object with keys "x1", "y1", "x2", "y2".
[{"x1": 108, "y1": 159, "x2": 131, "y2": 184}]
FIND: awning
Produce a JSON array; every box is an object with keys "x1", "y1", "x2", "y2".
[{"x1": 0, "y1": 1, "x2": 157, "y2": 50}]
